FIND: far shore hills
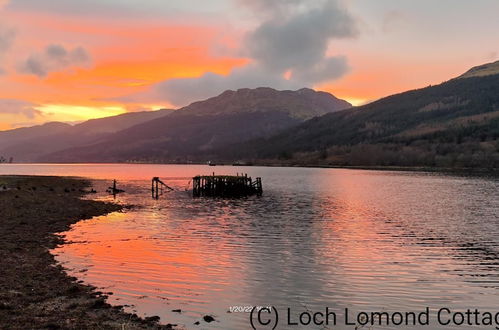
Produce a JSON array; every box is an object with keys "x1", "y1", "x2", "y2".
[{"x1": 1, "y1": 60, "x2": 499, "y2": 169}]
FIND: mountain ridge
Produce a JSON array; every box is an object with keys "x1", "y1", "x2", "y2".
[
  {"x1": 37, "y1": 88, "x2": 351, "y2": 163},
  {"x1": 459, "y1": 60, "x2": 499, "y2": 79},
  {"x1": 175, "y1": 87, "x2": 351, "y2": 119},
  {"x1": 0, "y1": 109, "x2": 174, "y2": 162},
  {"x1": 225, "y1": 68, "x2": 499, "y2": 168},
  {"x1": 4, "y1": 60, "x2": 499, "y2": 168}
]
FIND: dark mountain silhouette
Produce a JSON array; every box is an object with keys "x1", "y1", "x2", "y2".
[
  {"x1": 226, "y1": 62, "x2": 499, "y2": 168},
  {"x1": 39, "y1": 88, "x2": 351, "y2": 162},
  {"x1": 0, "y1": 109, "x2": 173, "y2": 162},
  {"x1": 0, "y1": 122, "x2": 71, "y2": 151}
]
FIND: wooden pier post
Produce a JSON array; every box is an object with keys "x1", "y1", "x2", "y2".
[
  {"x1": 107, "y1": 179, "x2": 124, "y2": 196},
  {"x1": 151, "y1": 177, "x2": 174, "y2": 199}
]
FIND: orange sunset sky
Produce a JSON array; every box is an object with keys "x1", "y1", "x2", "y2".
[{"x1": 0, "y1": 0, "x2": 498, "y2": 130}]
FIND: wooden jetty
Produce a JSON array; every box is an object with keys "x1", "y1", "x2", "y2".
[{"x1": 192, "y1": 173, "x2": 262, "y2": 198}]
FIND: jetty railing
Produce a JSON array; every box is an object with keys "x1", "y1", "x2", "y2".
[
  {"x1": 104, "y1": 176, "x2": 262, "y2": 199},
  {"x1": 152, "y1": 177, "x2": 174, "y2": 199},
  {"x1": 192, "y1": 173, "x2": 262, "y2": 198}
]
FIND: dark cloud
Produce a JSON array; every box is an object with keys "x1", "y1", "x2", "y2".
[
  {"x1": 245, "y1": 0, "x2": 356, "y2": 80},
  {"x1": 290, "y1": 56, "x2": 349, "y2": 83},
  {"x1": 147, "y1": 0, "x2": 358, "y2": 106},
  {"x1": 19, "y1": 44, "x2": 91, "y2": 78},
  {"x1": 46, "y1": 44, "x2": 67, "y2": 58}
]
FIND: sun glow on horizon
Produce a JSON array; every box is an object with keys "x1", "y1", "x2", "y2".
[
  {"x1": 1, "y1": 1, "x2": 498, "y2": 129},
  {"x1": 35, "y1": 104, "x2": 127, "y2": 122},
  {"x1": 342, "y1": 97, "x2": 370, "y2": 107}
]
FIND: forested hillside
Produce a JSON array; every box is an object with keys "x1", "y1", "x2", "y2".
[{"x1": 225, "y1": 72, "x2": 499, "y2": 168}]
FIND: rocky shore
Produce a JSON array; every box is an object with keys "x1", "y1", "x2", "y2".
[{"x1": 0, "y1": 175, "x2": 172, "y2": 329}]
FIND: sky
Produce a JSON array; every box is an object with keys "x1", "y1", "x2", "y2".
[{"x1": 0, "y1": 0, "x2": 498, "y2": 130}]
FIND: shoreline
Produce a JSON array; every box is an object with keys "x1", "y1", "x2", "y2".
[
  {"x1": 4, "y1": 162, "x2": 499, "y2": 176},
  {"x1": 0, "y1": 175, "x2": 172, "y2": 329}
]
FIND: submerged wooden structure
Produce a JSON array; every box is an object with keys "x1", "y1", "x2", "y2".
[
  {"x1": 151, "y1": 177, "x2": 174, "y2": 199},
  {"x1": 106, "y1": 179, "x2": 125, "y2": 196},
  {"x1": 104, "y1": 176, "x2": 262, "y2": 199},
  {"x1": 192, "y1": 173, "x2": 262, "y2": 197}
]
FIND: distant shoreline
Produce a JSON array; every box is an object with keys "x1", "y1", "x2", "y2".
[
  {"x1": 3, "y1": 162, "x2": 499, "y2": 176},
  {"x1": 0, "y1": 175, "x2": 172, "y2": 329}
]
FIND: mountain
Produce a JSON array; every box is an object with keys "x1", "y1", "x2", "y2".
[
  {"x1": 0, "y1": 109, "x2": 173, "y2": 162},
  {"x1": 69, "y1": 109, "x2": 174, "y2": 135},
  {"x1": 226, "y1": 62, "x2": 499, "y2": 168},
  {"x1": 178, "y1": 87, "x2": 351, "y2": 119},
  {"x1": 39, "y1": 88, "x2": 351, "y2": 162},
  {"x1": 459, "y1": 60, "x2": 499, "y2": 79},
  {"x1": 0, "y1": 122, "x2": 71, "y2": 151}
]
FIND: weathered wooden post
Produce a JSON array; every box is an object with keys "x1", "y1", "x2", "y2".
[
  {"x1": 151, "y1": 177, "x2": 174, "y2": 199},
  {"x1": 256, "y1": 177, "x2": 262, "y2": 196},
  {"x1": 107, "y1": 179, "x2": 125, "y2": 197}
]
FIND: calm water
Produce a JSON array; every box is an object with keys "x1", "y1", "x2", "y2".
[{"x1": 1, "y1": 164, "x2": 499, "y2": 329}]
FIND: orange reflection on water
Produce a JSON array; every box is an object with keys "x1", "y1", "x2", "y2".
[
  {"x1": 55, "y1": 198, "x2": 249, "y2": 323},
  {"x1": 46, "y1": 165, "x2": 499, "y2": 329}
]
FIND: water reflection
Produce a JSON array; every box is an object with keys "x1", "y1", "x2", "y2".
[{"x1": 3, "y1": 165, "x2": 496, "y2": 329}]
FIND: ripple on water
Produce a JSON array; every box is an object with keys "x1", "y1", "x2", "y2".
[{"x1": 47, "y1": 166, "x2": 499, "y2": 329}]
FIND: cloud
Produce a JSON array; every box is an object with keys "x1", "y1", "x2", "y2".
[
  {"x1": 291, "y1": 56, "x2": 349, "y2": 83},
  {"x1": 0, "y1": 99, "x2": 43, "y2": 119},
  {"x1": 19, "y1": 44, "x2": 91, "y2": 78},
  {"x1": 245, "y1": 0, "x2": 356, "y2": 76},
  {"x1": 150, "y1": 65, "x2": 304, "y2": 106},
  {"x1": 142, "y1": 0, "x2": 358, "y2": 106},
  {"x1": 0, "y1": 25, "x2": 15, "y2": 74},
  {"x1": 111, "y1": 65, "x2": 303, "y2": 106}
]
